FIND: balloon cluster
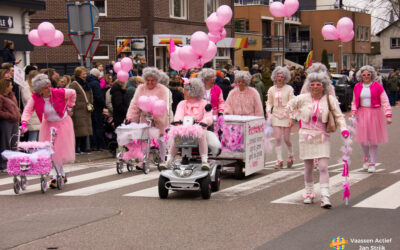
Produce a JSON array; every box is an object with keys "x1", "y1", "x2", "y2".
[
  {"x1": 169, "y1": 5, "x2": 232, "y2": 71},
  {"x1": 270, "y1": 0, "x2": 299, "y2": 18},
  {"x1": 321, "y1": 17, "x2": 354, "y2": 42},
  {"x1": 137, "y1": 95, "x2": 167, "y2": 117},
  {"x1": 28, "y1": 22, "x2": 64, "y2": 47},
  {"x1": 113, "y1": 57, "x2": 133, "y2": 82}
]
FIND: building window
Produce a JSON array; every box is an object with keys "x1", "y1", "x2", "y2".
[
  {"x1": 91, "y1": 1, "x2": 107, "y2": 16},
  {"x1": 356, "y1": 25, "x2": 361, "y2": 41},
  {"x1": 94, "y1": 27, "x2": 100, "y2": 39},
  {"x1": 93, "y1": 44, "x2": 109, "y2": 59},
  {"x1": 343, "y1": 54, "x2": 350, "y2": 69},
  {"x1": 328, "y1": 53, "x2": 334, "y2": 62},
  {"x1": 364, "y1": 26, "x2": 370, "y2": 41},
  {"x1": 234, "y1": 19, "x2": 248, "y2": 33},
  {"x1": 170, "y1": 0, "x2": 187, "y2": 19},
  {"x1": 289, "y1": 27, "x2": 298, "y2": 43},
  {"x1": 205, "y1": 0, "x2": 219, "y2": 20},
  {"x1": 274, "y1": 22, "x2": 282, "y2": 36},
  {"x1": 274, "y1": 54, "x2": 283, "y2": 66},
  {"x1": 391, "y1": 38, "x2": 400, "y2": 49}
]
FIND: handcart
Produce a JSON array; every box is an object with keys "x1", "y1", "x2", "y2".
[
  {"x1": 211, "y1": 115, "x2": 265, "y2": 179},
  {"x1": 115, "y1": 114, "x2": 162, "y2": 175},
  {"x1": 1, "y1": 127, "x2": 60, "y2": 194}
]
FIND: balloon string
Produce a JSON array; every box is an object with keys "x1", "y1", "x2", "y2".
[{"x1": 45, "y1": 47, "x2": 49, "y2": 69}]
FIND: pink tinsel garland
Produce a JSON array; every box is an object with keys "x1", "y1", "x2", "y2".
[
  {"x1": 18, "y1": 141, "x2": 51, "y2": 151},
  {"x1": 169, "y1": 125, "x2": 203, "y2": 140},
  {"x1": 7, "y1": 156, "x2": 52, "y2": 175}
]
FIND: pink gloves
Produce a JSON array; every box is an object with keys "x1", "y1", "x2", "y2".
[
  {"x1": 20, "y1": 122, "x2": 28, "y2": 134},
  {"x1": 341, "y1": 130, "x2": 350, "y2": 138}
]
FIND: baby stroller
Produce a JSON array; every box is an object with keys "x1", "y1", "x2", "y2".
[
  {"x1": 103, "y1": 113, "x2": 118, "y2": 154},
  {"x1": 115, "y1": 114, "x2": 162, "y2": 175},
  {"x1": 1, "y1": 127, "x2": 61, "y2": 194}
]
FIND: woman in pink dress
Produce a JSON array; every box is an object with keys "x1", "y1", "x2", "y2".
[
  {"x1": 351, "y1": 65, "x2": 392, "y2": 173},
  {"x1": 21, "y1": 74, "x2": 76, "y2": 188},
  {"x1": 198, "y1": 68, "x2": 224, "y2": 116},
  {"x1": 160, "y1": 78, "x2": 213, "y2": 170}
]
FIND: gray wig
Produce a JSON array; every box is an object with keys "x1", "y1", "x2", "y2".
[
  {"x1": 234, "y1": 70, "x2": 251, "y2": 85},
  {"x1": 184, "y1": 78, "x2": 205, "y2": 99},
  {"x1": 158, "y1": 71, "x2": 169, "y2": 86},
  {"x1": 271, "y1": 66, "x2": 291, "y2": 84},
  {"x1": 302, "y1": 72, "x2": 333, "y2": 95},
  {"x1": 142, "y1": 67, "x2": 161, "y2": 82},
  {"x1": 305, "y1": 62, "x2": 328, "y2": 74},
  {"x1": 198, "y1": 68, "x2": 216, "y2": 82},
  {"x1": 32, "y1": 73, "x2": 51, "y2": 93},
  {"x1": 356, "y1": 65, "x2": 377, "y2": 82}
]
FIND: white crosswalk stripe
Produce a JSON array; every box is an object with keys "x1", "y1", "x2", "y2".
[{"x1": 353, "y1": 181, "x2": 400, "y2": 209}]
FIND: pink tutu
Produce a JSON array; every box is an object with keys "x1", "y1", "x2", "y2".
[
  {"x1": 355, "y1": 107, "x2": 388, "y2": 145},
  {"x1": 39, "y1": 116, "x2": 75, "y2": 166}
]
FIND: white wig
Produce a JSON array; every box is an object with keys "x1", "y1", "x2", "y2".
[
  {"x1": 158, "y1": 71, "x2": 169, "y2": 86},
  {"x1": 271, "y1": 66, "x2": 291, "y2": 84},
  {"x1": 184, "y1": 78, "x2": 205, "y2": 99},
  {"x1": 356, "y1": 65, "x2": 377, "y2": 82},
  {"x1": 198, "y1": 68, "x2": 216, "y2": 82},
  {"x1": 234, "y1": 70, "x2": 251, "y2": 85},
  {"x1": 32, "y1": 73, "x2": 51, "y2": 93},
  {"x1": 305, "y1": 62, "x2": 328, "y2": 74},
  {"x1": 142, "y1": 67, "x2": 161, "y2": 82},
  {"x1": 302, "y1": 72, "x2": 334, "y2": 95}
]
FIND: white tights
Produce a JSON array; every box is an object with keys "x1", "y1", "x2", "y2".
[{"x1": 274, "y1": 126, "x2": 293, "y2": 161}]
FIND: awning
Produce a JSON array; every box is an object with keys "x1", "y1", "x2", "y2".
[
  {"x1": 0, "y1": 33, "x2": 34, "y2": 51},
  {"x1": 216, "y1": 38, "x2": 248, "y2": 49}
]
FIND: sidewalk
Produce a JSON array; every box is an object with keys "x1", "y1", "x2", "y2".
[{"x1": 74, "y1": 150, "x2": 115, "y2": 163}]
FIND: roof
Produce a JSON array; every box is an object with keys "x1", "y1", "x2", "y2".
[
  {"x1": 376, "y1": 20, "x2": 399, "y2": 36},
  {"x1": 0, "y1": 0, "x2": 45, "y2": 10}
]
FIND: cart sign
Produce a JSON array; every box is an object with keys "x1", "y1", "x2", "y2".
[{"x1": 245, "y1": 119, "x2": 265, "y2": 176}]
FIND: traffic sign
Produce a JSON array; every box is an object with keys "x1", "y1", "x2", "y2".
[
  {"x1": 85, "y1": 39, "x2": 102, "y2": 62},
  {"x1": 67, "y1": 1, "x2": 99, "y2": 34},
  {"x1": 68, "y1": 32, "x2": 95, "y2": 59}
]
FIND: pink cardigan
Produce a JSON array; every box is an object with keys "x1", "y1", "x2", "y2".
[
  {"x1": 174, "y1": 99, "x2": 213, "y2": 126},
  {"x1": 351, "y1": 82, "x2": 392, "y2": 117},
  {"x1": 224, "y1": 87, "x2": 264, "y2": 116},
  {"x1": 126, "y1": 83, "x2": 170, "y2": 134},
  {"x1": 21, "y1": 88, "x2": 76, "y2": 124},
  {"x1": 208, "y1": 85, "x2": 224, "y2": 115}
]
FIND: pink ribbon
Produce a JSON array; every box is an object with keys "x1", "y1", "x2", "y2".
[
  {"x1": 302, "y1": 193, "x2": 315, "y2": 199},
  {"x1": 343, "y1": 182, "x2": 351, "y2": 200}
]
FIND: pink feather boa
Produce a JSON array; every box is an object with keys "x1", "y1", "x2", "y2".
[
  {"x1": 122, "y1": 140, "x2": 147, "y2": 162},
  {"x1": 7, "y1": 156, "x2": 52, "y2": 175},
  {"x1": 169, "y1": 125, "x2": 203, "y2": 140},
  {"x1": 18, "y1": 141, "x2": 51, "y2": 151}
]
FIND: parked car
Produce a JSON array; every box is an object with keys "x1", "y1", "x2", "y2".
[{"x1": 332, "y1": 74, "x2": 353, "y2": 112}]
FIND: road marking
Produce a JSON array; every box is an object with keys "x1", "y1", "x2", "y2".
[
  {"x1": 271, "y1": 172, "x2": 371, "y2": 205},
  {"x1": 56, "y1": 171, "x2": 159, "y2": 196},
  {"x1": 390, "y1": 169, "x2": 400, "y2": 174},
  {"x1": 353, "y1": 181, "x2": 400, "y2": 209},
  {"x1": 124, "y1": 186, "x2": 162, "y2": 197},
  {"x1": 0, "y1": 168, "x2": 118, "y2": 195},
  {"x1": 350, "y1": 163, "x2": 383, "y2": 173},
  {"x1": 212, "y1": 171, "x2": 303, "y2": 200}
]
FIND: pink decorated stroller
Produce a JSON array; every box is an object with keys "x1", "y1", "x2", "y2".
[{"x1": 1, "y1": 127, "x2": 60, "y2": 194}]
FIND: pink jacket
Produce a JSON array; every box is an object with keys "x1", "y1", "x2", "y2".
[
  {"x1": 351, "y1": 82, "x2": 392, "y2": 117},
  {"x1": 126, "y1": 83, "x2": 170, "y2": 134},
  {"x1": 207, "y1": 85, "x2": 224, "y2": 115},
  {"x1": 224, "y1": 87, "x2": 264, "y2": 116},
  {"x1": 174, "y1": 99, "x2": 213, "y2": 126},
  {"x1": 22, "y1": 88, "x2": 76, "y2": 124},
  {"x1": 99, "y1": 77, "x2": 107, "y2": 89}
]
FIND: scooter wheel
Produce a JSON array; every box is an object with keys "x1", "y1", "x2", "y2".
[
  {"x1": 13, "y1": 178, "x2": 20, "y2": 194},
  {"x1": 158, "y1": 176, "x2": 169, "y2": 199},
  {"x1": 40, "y1": 177, "x2": 47, "y2": 193},
  {"x1": 127, "y1": 163, "x2": 134, "y2": 172},
  {"x1": 200, "y1": 175, "x2": 211, "y2": 199},
  {"x1": 20, "y1": 176, "x2": 27, "y2": 190},
  {"x1": 116, "y1": 162, "x2": 123, "y2": 174},
  {"x1": 211, "y1": 168, "x2": 221, "y2": 192}
]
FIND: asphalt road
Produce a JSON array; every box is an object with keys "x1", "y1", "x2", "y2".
[{"x1": 0, "y1": 107, "x2": 399, "y2": 250}]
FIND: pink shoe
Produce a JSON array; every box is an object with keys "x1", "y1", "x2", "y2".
[
  {"x1": 274, "y1": 160, "x2": 283, "y2": 170},
  {"x1": 287, "y1": 156, "x2": 295, "y2": 168},
  {"x1": 363, "y1": 157, "x2": 369, "y2": 170}
]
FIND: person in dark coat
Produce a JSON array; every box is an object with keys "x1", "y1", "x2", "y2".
[
  {"x1": 87, "y1": 68, "x2": 106, "y2": 150},
  {"x1": 111, "y1": 81, "x2": 129, "y2": 128},
  {"x1": 168, "y1": 73, "x2": 184, "y2": 114},
  {"x1": 216, "y1": 70, "x2": 232, "y2": 100},
  {"x1": 2, "y1": 40, "x2": 21, "y2": 65}
]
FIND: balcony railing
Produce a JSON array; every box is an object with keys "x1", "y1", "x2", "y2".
[
  {"x1": 234, "y1": 0, "x2": 270, "y2": 6},
  {"x1": 286, "y1": 39, "x2": 311, "y2": 53},
  {"x1": 262, "y1": 36, "x2": 284, "y2": 51}
]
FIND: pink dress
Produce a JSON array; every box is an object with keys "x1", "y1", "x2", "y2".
[
  {"x1": 21, "y1": 88, "x2": 77, "y2": 166},
  {"x1": 351, "y1": 82, "x2": 392, "y2": 145}
]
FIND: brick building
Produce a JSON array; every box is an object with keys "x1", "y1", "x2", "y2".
[{"x1": 30, "y1": 0, "x2": 235, "y2": 74}]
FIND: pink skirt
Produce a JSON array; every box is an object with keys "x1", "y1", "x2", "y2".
[
  {"x1": 355, "y1": 107, "x2": 388, "y2": 145},
  {"x1": 39, "y1": 116, "x2": 75, "y2": 166}
]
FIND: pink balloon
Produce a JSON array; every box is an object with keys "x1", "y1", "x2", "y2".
[
  {"x1": 337, "y1": 17, "x2": 354, "y2": 33},
  {"x1": 201, "y1": 41, "x2": 217, "y2": 63},
  {"x1": 121, "y1": 57, "x2": 133, "y2": 72},
  {"x1": 113, "y1": 62, "x2": 122, "y2": 73},
  {"x1": 321, "y1": 25, "x2": 339, "y2": 40},
  {"x1": 138, "y1": 96, "x2": 152, "y2": 112},
  {"x1": 216, "y1": 5, "x2": 232, "y2": 26},
  {"x1": 117, "y1": 71, "x2": 129, "y2": 82},
  {"x1": 270, "y1": 2, "x2": 285, "y2": 18},
  {"x1": 178, "y1": 46, "x2": 200, "y2": 66},
  {"x1": 47, "y1": 30, "x2": 64, "y2": 47},
  {"x1": 206, "y1": 13, "x2": 224, "y2": 33},
  {"x1": 37, "y1": 22, "x2": 56, "y2": 44},
  {"x1": 284, "y1": 0, "x2": 299, "y2": 17},
  {"x1": 340, "y1": 31, "x2": 354, "y2": 42},
  {"x1": 190, "y1": 31, "x2": 210, "y2": 55},
  {"x1": 170, "y1": 51, "x2": 184, "y2": 71},
  {"x1": 152, "y1": 99, "x2": 167, "y2": 116},
  {"x1": 220, "y1": 28, "x2": 227, "y2": 40},
  {"x1": 208, "y1": 32, "x2": 222, "y2": 43},
  {"x1": 28, "y1": 29, "x2": 44, "y2": 46}
]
